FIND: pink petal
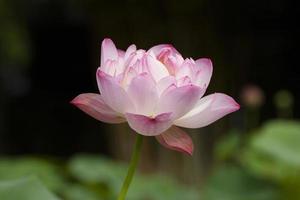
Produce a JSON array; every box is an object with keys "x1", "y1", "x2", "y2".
[
  {"x1": 124, "y1": 44, "x2": 137, "y2": 60},
  {"x1": 127, "y1": 73, "x2": 159, "y2": 115},
  {"x1": 175, "y1": 59, "x2": 194, "y2": 80},
  {"x1": 101, "y1": 60, "x2": 118, "y2": 76},
  {"x1": 125, "y1": 50, "x2": 146, "y2": 68},
  {"x1": 156, "y1": 126, "x2": 194, "y2": 155},
  {"x1": 100, "y1": 38, "x2": 118, "y2": 66},
  {"x1": 146, "y1": 55, "x2": 169, "y2": 82},
  {"x1": 174, "y1": 93, "x2": 240, "y2": 128},
  {"x1": 120, "y1": 67, "x2": 138, "y2": 88},
  {"x1": 148, "y1": 44, "x2": 184, "y2": 75},
  {"x1": 125, "y1": 112, "x2": 174, "y2": 136},
  {"x1": 71, "y1": 93, "x2": 125, "y2": 123},
  {"x1": 118, "y1": 49, "x2": 125, "y2": 58},
  {"x1": 157, "y1": 85, "x2": 203, "y2": 119},
  {"x1": 177, "y1": 76, "x2": 192, "y2": 87},
  {"x1": 148, "y1": 44, "x2": 180, "y2": 56},
  {"x1": 195, "y1": 58, "x2": 213, "y2": 88},
  {"x1": 96, "y1": 70, "x2": 135, "y2": 114},
  {"x1": 156, "y1": 76, "x2": 177, "y2": 96}
]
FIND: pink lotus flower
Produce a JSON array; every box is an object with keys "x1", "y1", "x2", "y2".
[{"x1": 71, "y1": 38, "x2": 240, "y2": 155}]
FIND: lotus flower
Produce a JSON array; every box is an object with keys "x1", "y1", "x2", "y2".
[{"x1": 71, "y1": 38, "x2": 240, "y2": 155}]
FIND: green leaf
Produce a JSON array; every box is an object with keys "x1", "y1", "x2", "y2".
[
  {"x1": 202, "y1": 165, "x2": 279, "y2": 200},
  {"x1": 62, "y1": 184, "x2": 103, "y2": 200},
  {"x1": 0, "y1": 157, "x2": 66, "y2": 192},
  {"x1": 68, "y1": 154, "x2": 127, "y2": 194},
  {"x1": 68, "y1": 154, "x2": 200, "y2": 200},
  {"x1": 0, "y1": 176, "x2": 60, "y2": 200},
  {"x1": 242, "y1": 120, "x2": 300, "y2": 180},
  {"x1": 214, "y1": 129, "x2": 241, "y2": 161},
  {"x1": 128, "y1": 175, "x2": 200, "y2": 200}
]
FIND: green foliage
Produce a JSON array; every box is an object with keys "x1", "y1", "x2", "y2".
[
  {"x1": 205, "y1": 119, "x2": 300, "y2": 200},
  {"x1": 202, "y1": 165, "x2": 279, "y2": 200},
  {"x1": 68, "y1": 154, "x2": 126, "y2": 194},
  {"x1": 214, "y1": 129, "x2": 241, "y2": 161},
  {"x1": 0, "y1": 154, "x2": 200, "y2": 200},
  {"x1": 242, "y1": 120, "x2": 300, "y2": 180},
  {"x1": 128, "y1": 175, "x2": 199, "y2": 200},
  {"x1": 62, "y1": 184, "x2": 102, "y2": 200},
  {"x1": 0, "y1": 157, "x2": 66, "y2": 192},
  {"x1": 68, "y1": 154, "x2": 200, "y2": 200},
  {"x1": 0, "y1": 176, "x2": 60, "y2": 200},
  {"x1": 0, "y1": 120, "x2": 299, "y2": 199}
]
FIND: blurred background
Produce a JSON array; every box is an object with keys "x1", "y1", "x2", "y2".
[{"x1": 0, "y1": 0, "x2": 299, "y2": 199}]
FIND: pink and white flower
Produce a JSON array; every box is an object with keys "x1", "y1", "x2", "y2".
[{"x1": 71, "y1": 38, "x2": 240, "y2": 155}]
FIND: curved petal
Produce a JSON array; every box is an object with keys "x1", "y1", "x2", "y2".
[
  {"x1": 125, "y1": 112, "x2": 173, "y2": 136},
  {"x1": 174, "y1": 93, "x2": 240, "y2": 128},
  {"x1": 120, "y1": 67, "x2": 138, "y2": 89},
  {"x1": 148, "y1": 45, "x2": 184, "y2": 75},
  {"x1": 125, "y1": 50, "x2": 146, "y2": 68},
  {"x1": 177, "y1": 76, "x2": 192, "y2": 87},
  {"x1": 195, "y1": 58, "x2": 213, "y2": 88},
  {"x1": 101, "y1": 60, "x2": 119, "y2": 76},
  {"x1": 156, "y1": 76, "x2": 177, "y2": 96},
  {"x1": 127, "y1": 73, "x2": 159, "y2": 115},
  {"x1": 175, "y1": 59, "x2": 193, "y2": 80},
  {"x1": 146, "y1": 55, "x2": 169, "y2": 82},
  {"x1": 157, "y1": 85, "x2": 203, "y2": 119},
  {"x1": 156, "y1": 126, "x2": 193, "y2": 155},
  {"x1": 125, "y1": 44, "x2": 137, "y2": 60},
  {"x1": 71, "y1": 93, "x2": 125, "y2": 123},
  {"x1": 117, "y1": 50, "x2": 125, "y2": 58},
  {"x1": 96, "y1": 70, "x2": 135, "y2": 114},
  {"x1": 148, "y1": 44, "x2": 180, "y2": 56},
  {"x1": 101, "y1": 38, "x2": 118, "y2": 66}
]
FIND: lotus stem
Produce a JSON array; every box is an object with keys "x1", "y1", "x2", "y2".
[{"x1": 117, "y1": 134, "x2": 143, "y2": 200}]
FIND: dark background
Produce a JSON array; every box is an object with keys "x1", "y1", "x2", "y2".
[{"x1": 0, "y1": 0, "x2": 299, "y2": 156}]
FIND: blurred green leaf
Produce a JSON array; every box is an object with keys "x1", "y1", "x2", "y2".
[
  {"x1": 0, "y1": 176, "x2": 60, "y2": 200},
  {"x1": 62, "y1": 184, "x2": 103, "y2": 200},
  {"x1": 128, "y1": 175, "x2": 200, "y2": 200},
  {"x1": 214, "y1": 129, "x2": 241, "y2": 161},
  {"x1": 202, "y1": 165, "x2": 279, "y2": 200},
  {"x1": 68, "y1": 154, "x2": 126, "y2": 194},
  {"x1": 68, "y1": 154, "x2": 200, "y2": 200},
  {"x1": 242, "y1": 120, "x2": 300, "y2": 180},
  {"x1": 0, "y1": 157, "x2": 66, "y2": 193}
]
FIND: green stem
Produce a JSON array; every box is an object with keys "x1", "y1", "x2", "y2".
[{"x1": 117, "y1": 134, "x2": 143, "y2": 200}]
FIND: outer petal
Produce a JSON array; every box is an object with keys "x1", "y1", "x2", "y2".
[
  {"x1": 125, "y1": 112, "x2": 173, "y2": 136},
  {"x1": 174, "y1": 93, "x2": 240, "y2": 128},
  {"x1": 195, "y1": 58, "x2": 213, "y2": 88},
  {"x1": 156, "y1": 126, "x2": 194, "y2": 155},
  {"x1": 157, "y1": 85, "x2": 203, "y2": 119},
  {"x1": 97, "y1": 70, "x2": 135, "y2": 114},
  {"x1": 100, "y1": 38, "x2": 118, "y2": 66},
  {"x1": 127, "y1": 73, "x2": 159, "y2": 115},
  {"x1": 71, "y1": 93, "x2": 125, "y2": 123}
]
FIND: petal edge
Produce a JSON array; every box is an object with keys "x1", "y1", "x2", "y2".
[
  {"x1": 125, "y1": 112, "x2": 173, "y2": 136},
  {"x1": 174, "y1": 93, "x2": 240, "y2": 128},
  {"x1": 156, "y1": 126, "x2": 194, "y2": 155},
  {"x1": 71, "y1": 93, "x2": 126, "y2": 123}
]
